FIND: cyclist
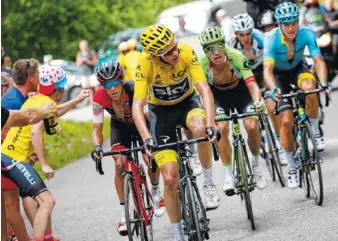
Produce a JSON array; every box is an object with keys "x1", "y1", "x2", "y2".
[
  {"x1": 1, "y1": 66, "x2": 87, "y2": 241},
  {"x1": 264, "y1": 2, "x2": 331, "y2": 188},
  {"x1": 133, "y1": 24, "x2": 220, "y2": 241},
  {"x1": 90, "y1": 61, "x2": 165, "y2": 235},
  {"x1": 199, "y1": 26, "x2": 267, "y2": 195},
  {"x1": 259, "y1": 10, "x2": 278, "y2": 33}
]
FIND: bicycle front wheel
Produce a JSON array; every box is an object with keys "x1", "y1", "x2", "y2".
[
  {"x1": 124, "y1": 173, "x2": 145, "y2": 241},
  {"x1": 237, "y1": 143, "x2": 255, "y2": 231},
  {"x1": 303, "y1": 121, "x2": 323, "y2": 206}
]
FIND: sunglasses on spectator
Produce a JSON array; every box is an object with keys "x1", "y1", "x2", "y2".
[
  {"x1": 159, "y1": 43, "x2": 178, "y2": 57},
  {"x1": 103, "y1": 79, "x2": 121, "y2": 89},
  {"x1": 204, "y1": 43, "x2": 225, "y2": 55},
  {"x1": 237, "y1": 30, "x2": 253, "y2": 37}
]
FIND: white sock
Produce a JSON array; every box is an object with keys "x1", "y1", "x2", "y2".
[
  {"x1": 223, "y1": 164, "x2": 233, "y2": 178},
  {"x1": 309, "y1": 118, "x2": 320, "y2": 136},
  {"x1": 285, "y1": 152, "x2": 296, "y2": 170},
  {"x1": 203, "y1": 167, "x2": 213, "y2": 186},
  {"x1": 120, "y1": 203, "x2": 125, "y2": 221},
  {"x1": 252, "y1": 155, "x2": 260, "y2": 168},
  {"x1": 172, "y1": 222, "x2": 183, "y2": 236},
  {"x1": 151, "y1": 183, "x2": 160, "y2": 196}
]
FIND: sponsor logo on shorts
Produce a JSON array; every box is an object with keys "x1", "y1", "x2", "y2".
[{"x1": 15, "y1": 161, "x2": 36, "y2": 185}]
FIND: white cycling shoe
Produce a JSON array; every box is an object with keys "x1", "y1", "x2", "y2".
[
  {"x1": 314, "y1": 134, "x2": 326, "y2": 152},
  {"x1": 223, "y1": 176, "x2": 235, "y2": 196},
  {"x1": 204, "y1": 184, "x2": 221, "y2": 210},
  {"x1": 253, "y1": 166, "x2": 267, "y2": 190},
  {"x1": 190, "y1": 153, "x2": 203, "y2": 176},
  {"x1": 153, "y1": 194, "x2": 165, "y2": 217},
  {"x1": 287, "y1": 169, "x2": 300, "y2": 189}
]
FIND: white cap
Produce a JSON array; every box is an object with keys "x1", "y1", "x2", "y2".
[{"x1": 216, "y1": 9, "x2": 226, "y2": 18}]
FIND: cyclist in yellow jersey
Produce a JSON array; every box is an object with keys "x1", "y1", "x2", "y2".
[
  {"x1": 133, "y1": 24, "x2": 220, "y2": 241},
  {"x1": 1, "y1": 66, "x2": 89, "y2": 241}
]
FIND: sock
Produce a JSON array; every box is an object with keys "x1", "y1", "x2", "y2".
[
  {"x1": 151, "y1": 182, "x2": 160, "y2": 196},
  {"x1": 120, "y1": 202, "x2": 125, "y2": 221},
  {"x1": 309, "y1": 118, "x2": 320, "y2": 136},
  {"x1": 223, "y1": 163, "x2": 233, "y2": 178},
  {"x1": 251, "y1": 154, "x2": 260, "y2": 168},
  {"x1": 285, "y1": 152, "x2": 296, "y2": 170},
  {"x1": 172, "y1": 222, "x2": 183, "y2": 236},
  {"x1": 203, "y1": 167, "x2": 213, "y2": 186},
  {"x1": 44, "y1": 230, "x2": 53, "y2": 241},
  {"x1": 33, "y1": 238, "x2": 44, "y2": 241}
]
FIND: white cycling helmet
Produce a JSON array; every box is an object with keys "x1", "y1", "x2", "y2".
[{"x1": 232, "y1": 13, "x2": 254, "y2": 32}]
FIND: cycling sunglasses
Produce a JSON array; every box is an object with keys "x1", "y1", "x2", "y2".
[
  {"x1": 103, "y1": 79, "x2": 121, "y2": 89},
  {"x1": 159, "y1": 42, "x2": 178, "y2": 57},
  {"x1": 204, "y1": 43, "x2": 225, "y2": 55}
]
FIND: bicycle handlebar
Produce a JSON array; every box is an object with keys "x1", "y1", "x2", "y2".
[{"x1": 215, "y1": 112, "x2": 258, "y2": 122}]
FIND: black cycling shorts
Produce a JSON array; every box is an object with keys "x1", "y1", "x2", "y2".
[
  {"x1": 148, "y1": 93, "x2": 204, "y2": 149},
  {"x1": 1, "y1": 153, "x2": 48, "y2": 199},
  {"x1": 110, "y1": 120, "x2": 143, "y2": 151},
  {"x1": 210, "y1": 79, "x2": 254, "y2": 117},
  {"x1": 274, "y1": 63, "x2": 315, "y2": 112}
]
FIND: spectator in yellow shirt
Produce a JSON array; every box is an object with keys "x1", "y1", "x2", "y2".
[{"x1": 122, "y1": 39, "x2": 142, "y2": 81}]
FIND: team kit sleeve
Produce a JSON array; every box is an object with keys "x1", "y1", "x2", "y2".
[
  {"x1": 306, "y1": 29, "x2": 321, "y2": 58},
  {"x1": 231, "y1": 48, "x2": 256, "y2": 84},
  {"x1": 133, "y1": 53, "x2": 150, "y2": 100},
  {"x1": 92, "y1": 101, "x2": 104, "y2": 124},
  {"x1": 263, "y1": 32, "x2": 276, "y2": 66},
  {"x1": 181, "y1": 44, "x2": 207, "y2": 84}
]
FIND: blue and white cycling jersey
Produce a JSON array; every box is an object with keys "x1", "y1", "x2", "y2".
[
  {"x1": 264, "y1": 25, "x2": 321, "y2": 71},
  {"x1": 228, "y1": 29, "x2": 264, "y2": 70}
]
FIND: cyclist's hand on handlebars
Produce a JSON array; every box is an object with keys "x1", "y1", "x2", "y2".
[
  {"x1": 206, "y1": 126, "x2": 221, "y2": 143},
  {"x1": 91, "y1": 145, "x2": 103, "y2": 161},
  {"x1": 254, "y1": 101, "x2": 265, "y2": 113},
  {"x1": 269, "y1": 87, "x2": 281, "y2": 102},
  {"x1": 143, "y1": 138, "x2": 155, "y2": 157},
  {"x1": 321, "y1": 82, "x2": 332, "y2": 95}
]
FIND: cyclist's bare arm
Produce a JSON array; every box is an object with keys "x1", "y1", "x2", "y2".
[
  {"x1": 264, "y1": 61, "x2": 277, "y2": 90},
  {"x1": 195, "y1": 81, "x2": 216, "y2": 127},
  {"x1": 31, "y1": 121, "x2": 48, "y2": 166},
  {"x1": 313, "y1": 56, "x2": 328, "y2": 83},
  {"x1": 246, "y1": 79, "x2": 262, "y2": 102},
  {"x1": 92, "y1": 123, "x2": 104, "y2": 146},
  {"x1": 133, "y1": 98, "x2": 151, "y2": 141}
]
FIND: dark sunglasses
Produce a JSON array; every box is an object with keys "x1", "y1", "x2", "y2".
[
  {"x1": 159, "y1": 43, "x2": 178, "y2": 57},
  {"x1": 103, "y1": 79, "x2": 121, "y2": 89},
  {"x1": 204, "y1": 43, "x2": 225, "y2": 55}
]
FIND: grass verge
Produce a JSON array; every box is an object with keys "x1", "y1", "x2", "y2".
[{"x1": 34, "y1": 117, "x2": 110, "y2": 178}]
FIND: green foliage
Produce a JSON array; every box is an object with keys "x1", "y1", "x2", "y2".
[
  {"x1": 1, "y1": 0, "x2": 190, "y2": 61},
  {"x1": 34, "y1": 117, "x2": 110, "y2": 179}
]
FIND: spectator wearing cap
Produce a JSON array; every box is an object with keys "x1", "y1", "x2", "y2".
[
  {"x1": 1, "y1": 55, "x2": 13, "y2": 76},
  {"x1": 1, "y1": 72, "x2": 14, "y2": 97},
  {"x1": 215, "y1": 9, "x2": 235, "y2": 41},
  {"x1": 1, "y1": 58, "x2": 40, "y2": 241},
  {"x1": 121, "y1": 39, "x2": 142, "y2": 81},
  {"x1": 76, "y1": 40, "x2": 98, "y2": 74}
]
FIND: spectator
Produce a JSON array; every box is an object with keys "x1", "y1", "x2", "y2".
[
  {"x1": 175, "y1": 16, "x2": 195, "y2": 38},
  {"x1": 76, "y1": 40, "x2": 98, "y2": 74},
  {"x1": 117, "y1": 41, "x2": 130, "y2": 75},
  {"x1": 1, "y1": 58, "x2": 40, "y2": 241},
  {"x1": 215, "y1": 9, "x2": 235, "y2": 41},
  {"x1": 43, "y1": 54, "x2": 53, "y2": 66},
  {"x1": 122, "y1": 39, "x2": 142, "y2": 81},
  {"x1": 243, "y1": 0, "x2": 279, "y2": 27},
  {"x1": 258, "y1": 9, "x2": 278, "y2": 33},
  {"x1": 1, "y1": 72, "x2": 14, "y2": 97},
  {"x1": 1, "y1": 54, "x2": 13, "y2": 76}
]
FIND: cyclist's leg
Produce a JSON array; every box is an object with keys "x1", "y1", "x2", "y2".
[
  {"x1": 1, "y1": 175, "x2": 30, "y2": 241},
  {"x1": 184, "y1": 94, "x2": 220, "y2": 209},
  {"x1": 297, "y1": 72, "x2": 324, "y2": 150},
  {"x1": 148, "y1": 104, "x2": 183, "y2": 239},
  {"x1": 1, "y1": 194, "x2": 6, "y2": 241}
]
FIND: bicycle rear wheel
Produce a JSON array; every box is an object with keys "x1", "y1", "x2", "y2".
[
  {"x1": 303, "y1": 121, "x2": 323, "y2": 205},
  {"x1": 140, "y1": 168, "x2": 154, "y2": 241},
  {"x1": 265, "y1": 121, "x2": 285, "y2": 187},
  {"x1": 186, "y1": 177, "x2": 202, "y2": 241},
  {"x1": 124, "y1": 173, "x2": 145, "y2": 241},
  {"x1": 238, "y1": 143, "x2": 255, "y2": 231}
]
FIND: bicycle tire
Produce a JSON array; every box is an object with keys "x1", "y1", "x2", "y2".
[
  {"x1": 303, "y1": 121, "x2": 323, "y2": 205},
  {"x1": 192, "y1": 181, "x2": 209, "y2": 240},
  {"x1": 265, "y1": 120, "x2": 285, "y2": 187},
  {"x1": 260, "y1": 138, "x2": 273, "y2": 180},
  {"x1": 238, "y1": 142, "x2": 256, "y2": 231},
  {"x1": 140, "y1": 167, "x2": 154, "y2": 241},
  {"x1": 124, "y1": 173, "x2": 145, "y2": 241},
  {"x1": 186, "y1": 177, "x2": 202, "y2": 241}
]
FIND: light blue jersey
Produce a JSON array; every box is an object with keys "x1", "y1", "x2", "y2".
[{"x1": 264, "y1": 26, "x2": 321, "y2": 71}]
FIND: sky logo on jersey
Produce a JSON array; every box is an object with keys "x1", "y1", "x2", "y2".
[{"x1": 151, "y1": 77, "x2": 190, "y2": 101}]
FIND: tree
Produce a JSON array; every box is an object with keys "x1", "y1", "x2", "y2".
[{"x1": 1, "y1": 0, "x2": 190, "y2": 61}]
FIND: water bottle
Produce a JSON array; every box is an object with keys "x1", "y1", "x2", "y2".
[
  {"x1": 298, "y1": 108, "x2": 306, "y2": 121},
  {"x1": 43, "y1": 117, "x2": 61, "y2": 135}
]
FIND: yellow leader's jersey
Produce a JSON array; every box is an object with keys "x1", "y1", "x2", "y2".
[
  {"x1": 2, "y1": 94, "x2": 57, "y2": 162},
  {"x1": 133, "y1": 43, "x2": 206, "y2": 106}
]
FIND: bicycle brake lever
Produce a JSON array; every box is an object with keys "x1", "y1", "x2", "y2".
[
  {"x1": 212, "y1": 142, "x2": 220, "y2": 162},
  {"x1": 96, "y1": 159, "x2": 104, "y2": 175}
]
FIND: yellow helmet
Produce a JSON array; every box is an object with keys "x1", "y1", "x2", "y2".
[
  {"x1": 127, "y1": 38, "x2": 138, "y2": 49},
  {"x1": 140, "y1": 24, "x2": 176, "y2": 55},
  {"x1": 118, "y1": 41, "x2": 128, "y2": 52}
]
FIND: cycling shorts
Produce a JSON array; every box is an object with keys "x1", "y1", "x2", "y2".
[
  {"x1": 1, "y1": 153, "x2": 48, "y2": 199},
  {"x1": 274, "y1": 62, "x2": 315, "y2": 112},
  {"x1": 148, "y1": 93, "x2": 205, "y2": 167}
]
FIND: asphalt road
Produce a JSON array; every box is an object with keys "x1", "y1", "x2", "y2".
[{"x1": 41, "y1": 81, "x2": 338, "y2": 241}]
